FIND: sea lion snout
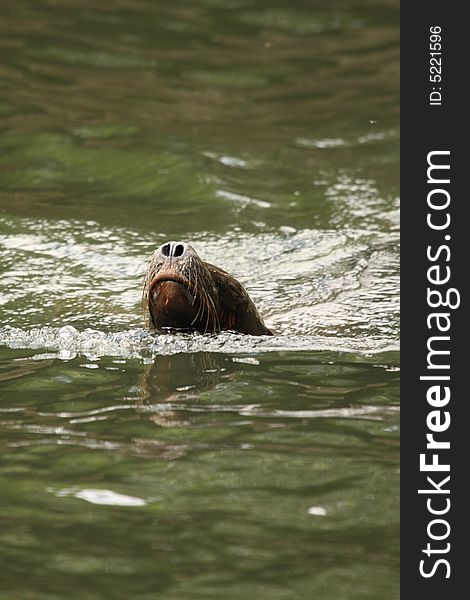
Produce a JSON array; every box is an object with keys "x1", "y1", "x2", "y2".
[{"x1": 158, "y1": 241, "x2": 188, "y2": 259}]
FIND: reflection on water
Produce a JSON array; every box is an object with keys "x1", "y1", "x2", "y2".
[
  {"x1": 0, "y1": 348, "x2": 399, "y2": 598},
  {"x1": 0, "y1": 0, "x2": 399, "y2": 598}
]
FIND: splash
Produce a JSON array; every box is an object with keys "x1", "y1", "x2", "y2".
[{"x1": 0, "y1": 324, "x2": 398, "y2": 360}]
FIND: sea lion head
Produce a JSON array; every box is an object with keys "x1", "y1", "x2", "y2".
[
  {"x1": 143, "y1": 241, "x2": 220, "y2": 333},
  {"x1": 143, "y1": 241, "x2": 273, "y2": 336}
]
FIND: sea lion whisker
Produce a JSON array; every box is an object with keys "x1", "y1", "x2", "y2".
[
  {"x1": 206, "y1": 292, "x2": 215, "y2": 331},
  {"x1": 192, "y1": 274, "x2": 205, "y2": 324},
  {"x1": 203, "y1": 282, "x2": 220, "y2": 333},
  {"x1": 193, "y1": 299, "x2": 202, "y2": 323},
  {"x1": 200, "y1": 289, "x2": 211, "y2": 330},
  {"x1": 186, "y1": 269, "x2": 193, "y2": 303},
  {"x1": 191, "y1": 294, "x2": 205, "y2": 326},
  {"x1": 192, "y1": 281, "x2": 209, "y2": 327},
  {"x1": 205, "y1": 289, "x2": 218, "y2": 333},
  {"x1": 193, "y1": 266, "x2": 209, "y2": 325},
  {"x1": 192, "y1": 261, "x2": 199, "y2": 307},
  {"x1": 195, "y1": 285, "x2": 208, "y2": 332},
  {"x1": 188, "y1": 258, "x2": 198, "y2": 307},
  {"x1": 204, "y1": 295, "x2": 211, "y2": 333}
]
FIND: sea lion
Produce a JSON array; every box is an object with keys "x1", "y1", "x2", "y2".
[{"x1": 143, "y1": 241, "x2": 273, "y2": 335}]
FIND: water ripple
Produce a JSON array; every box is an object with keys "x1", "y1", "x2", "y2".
[{"x1": 1, "y1": 217, "x2": 398, "y2": 351}]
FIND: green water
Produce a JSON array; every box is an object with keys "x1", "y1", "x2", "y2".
[{"x1": 0, "y1": 1, "x2": 399, "y2": 598}]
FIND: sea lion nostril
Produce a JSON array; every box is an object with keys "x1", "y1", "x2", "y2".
[
  {"x1": 173, "y1": 243, "x2": 185, "y2": 257},
  {"x1": 160, "y1": 241, "x2": 185, "y2": 258},
  {"x1": 161, "y1": 243, "x2": 172, "y2": 257}
]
